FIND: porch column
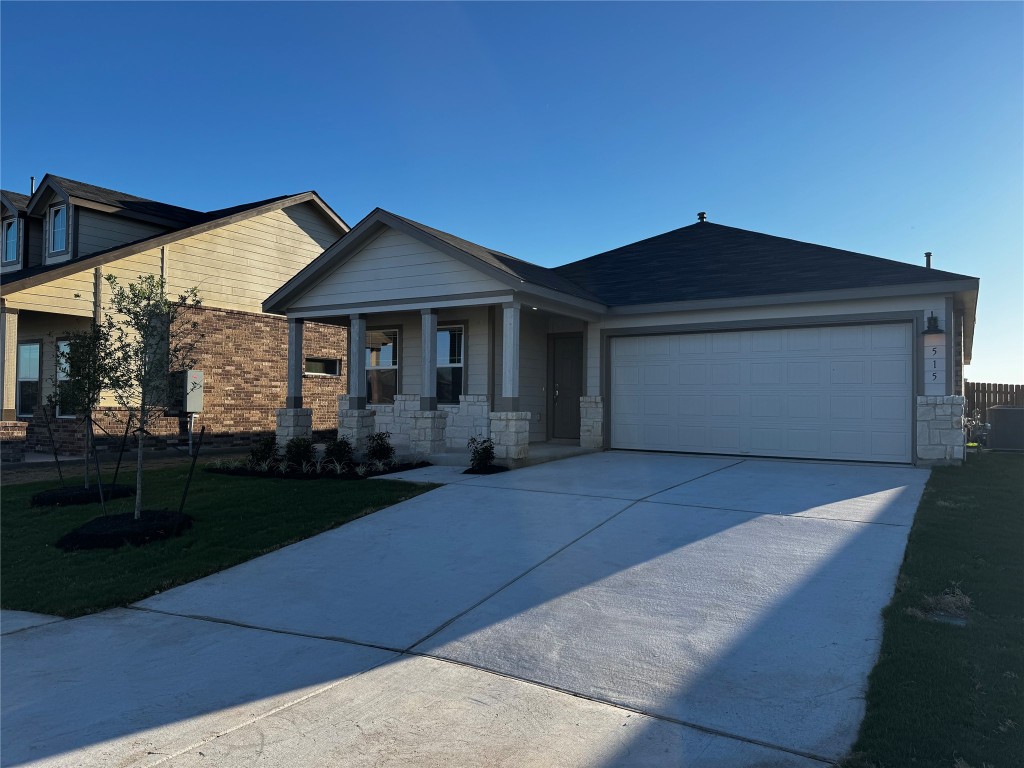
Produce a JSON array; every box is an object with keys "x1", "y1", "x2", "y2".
[
  {"x1": 1, "y1": 307, "x2": 18, "y2": 420},
  {"x1": 420, "y1": 308, "x2": 438, "y2": 410},
  {"x1": 348, "y1": 314, "x2": 367, "y2": 409},
  {"x1": 498, "y1": 302, "x2": 520, "y2": 411},
  {"x1": 285, "y1": 317, "x2": 304, "y2": 408},
  {"x1": 276, "y1": 316, "x2": 312, "y2": 447}
]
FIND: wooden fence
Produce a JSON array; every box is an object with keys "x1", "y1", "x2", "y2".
[{"x1": 965, "y1": 382, "x2": 1024, "y2": 420}]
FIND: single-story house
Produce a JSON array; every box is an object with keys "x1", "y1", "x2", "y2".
[
  {"x1": 267, "y1": 209, "x2": 979, "y2": 466},
  {"x1": 1, "y1": 174, "x2": 351, "y2": 458}
]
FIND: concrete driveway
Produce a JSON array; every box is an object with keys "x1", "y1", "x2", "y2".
[{"x1": 1, "y1": 452, "x2": 929, "y2": 767}]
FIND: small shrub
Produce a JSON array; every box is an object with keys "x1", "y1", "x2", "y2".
[
  {"x1": 324, "y1": 437, "x2": 354, "y2": 466},
  {"x1": 468, "y1": 436, "x2": 495, "y2": 471},
  {"x1": 328, "y1": 458, "x2": 347, "y2": 475},
  {"x1": 249, "y1": 434, "x2": 279, "y2": 466},
  {"x1": 366, "y1": 431, "x2": 396, "y2": 465},
  {"x1": 354, "y1": 464, "x2": 369, "y2": 477},
  {"x1": 285, "y1": 437, "x2": 315, "y2": 469}
]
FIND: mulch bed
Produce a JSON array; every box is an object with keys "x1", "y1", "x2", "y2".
[
  {"x1": 205, "y1": 461, "x2": 432, "y2": 481},
  {"x1": 56, "y1": 509, "x2": 193, "y2": 551},
  {"x1": 462, "y1": 465, "x2": 511, "y2": 475},
  {"x1": 31, "y1": 484, "x2": 135, "y2": 508}
]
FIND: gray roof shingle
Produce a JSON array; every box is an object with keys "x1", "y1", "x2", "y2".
[{"x1": 554, "y1": 221, "x2": 975, "y2": 305}]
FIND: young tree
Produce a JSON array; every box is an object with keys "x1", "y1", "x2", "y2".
[
  {"x1": 104, "y1": 274, "x2": 203, "y2": 519},
  {"x1": 49, "y1": 321, "x2": 118, "y2": 489}
]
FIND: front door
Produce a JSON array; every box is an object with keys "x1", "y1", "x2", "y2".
[{"x1": 550, "y1": 335, "x2": 584, "y2": 439}]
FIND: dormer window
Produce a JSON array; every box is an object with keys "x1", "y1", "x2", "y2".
[
  {"x1": 2, "y1": 219, "x2": 17, "y2": 263},
  {"x1": 49, "y1": 205, "x2": 67, "y2": 252}
]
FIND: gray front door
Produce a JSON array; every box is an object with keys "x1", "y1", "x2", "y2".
[{"x1": 550, "y1": 335, "x2": 584, "y2": 439}]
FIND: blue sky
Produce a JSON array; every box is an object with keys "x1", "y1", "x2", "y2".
[{"x1": 3, "y1": 1, "x2": 1021, "y2": 382}]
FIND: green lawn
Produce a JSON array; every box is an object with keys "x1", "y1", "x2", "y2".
[
  {"x1": 1, "y1": 465, "x2": 436, "y2": 617},
  {"x1": 844, "y1": 452, "x2": 1024, "y2": 768}
]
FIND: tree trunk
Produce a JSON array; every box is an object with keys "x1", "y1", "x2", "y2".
[
  {"x1": 134, "y1": 410, "x2": 145, "y2": 519},
  {"x1": 83, "y1": 415, "x2": 91, "y2": 489}
]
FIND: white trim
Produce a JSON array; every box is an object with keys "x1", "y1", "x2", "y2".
[
  {"x1": 1, "y1": 218, "x2": 19, "y2": 265},
  {"x1": 437, "y1": 324, "x2": 465, "y2": 405},
  {"x1": 49, "y1": 204, "x2": 68, "y2": 253},
  {"x1": 366, "y1": 328, "x2": 399, "y2": 405}
]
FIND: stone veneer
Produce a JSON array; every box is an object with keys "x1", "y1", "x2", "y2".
[
  {"x1": 441, "y1": 395, "x2": 491, "y2": 448},
  {"x1": 489, "y1": 411, "x2": 531, "y2": 464},
  {"x1": 338, "y1": 405, "x2": 377, "y2": 457},
  {"x1": 409, "y1": 410, "x2": 448, "y2": 455},
  {"x1": 580, "y1": 395, "x2": 605, "y2": 450},
  {"x1": 916, "y1": 395, "x2": 965, "y2": 465},
  {"x1": 275, "y1": 408, "x2": 313, "y2": 447},
  {"x1": 0, "y1": 421, "x2": 28, "y2": 463}
]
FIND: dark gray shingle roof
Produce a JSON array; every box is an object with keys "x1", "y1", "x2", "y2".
[
  {"x1": 49, "y1": 176, "x2": 205, "y2": 225},
  {"x1": 554, "y1": 221, "x2": 975, "y2": 305},
  {"x1": 1, "y1": 190, "x2": 30, "y2": 212}
]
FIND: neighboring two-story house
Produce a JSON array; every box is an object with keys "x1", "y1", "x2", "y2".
[{"x1": 1, "y1": 174, "x2": 351, "y2": 458}]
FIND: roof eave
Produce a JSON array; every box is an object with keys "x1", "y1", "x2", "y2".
[
  {"x1": 604, "y1": 278, "x2": 981, "y2": 316},
  {"x1": 3, "y1": 191, "x2": 344, "y2": 294},
  {"x1": 264, "y1": 209, "x2": 606, "y2": 316}
]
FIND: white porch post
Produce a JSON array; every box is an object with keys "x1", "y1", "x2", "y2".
[
  {"x1": 285, "y1": 317, "x2": 304, "y2": 408},
  {"x1": 499, "y1": 302, "x2": 520, "y2": 411},
  {"x1": 347, "y1": 314, "x2": 367, "y2": 409},
  {"x1": 0, "y1": 306, "x2": 17, "y2": 420},
  {"x1": 420, "y1": 308, "x2": 438, "y2": 411}
]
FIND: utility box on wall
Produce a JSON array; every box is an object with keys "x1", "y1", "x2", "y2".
[{"x1": 169, "y1": 370, "x2": 204, "y2": 413}]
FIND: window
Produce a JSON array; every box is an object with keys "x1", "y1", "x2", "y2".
[
  {"x1": 50, "y1": 205, "x2": 67, "y2": 252},
  {"x1": 365, "y1": 329, "x2": 398, "y2": 405},
  {"x1": 437, "y1": 326, "x2": 464, "y2": 404},
  {"x1": 56, "y1": 340, "x2": 74, "y2": 418},
  {"x1": 305, "y1": 357, "x2": 340, "y2": 376},
  {"x1": 16, "y1": 341, "x2": 41, "y2": 417},
  {"x1": 2, "y1": 219, "x2": 17, "y2": 263}
]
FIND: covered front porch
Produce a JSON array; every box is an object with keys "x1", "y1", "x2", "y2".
[
  {"x1": 264, "y1": 208, "x2": 612, "y2": 466},
  {"x1": 276, "y1": 299, "x2": 603, "y2": 466}
]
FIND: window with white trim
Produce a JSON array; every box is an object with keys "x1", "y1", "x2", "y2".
[
  {"x1": 49, "y1": 205, "x2": 67, "y2": 253},
  {"x1": 366, "y1": 330, "x2": 398, "y2": 405},
  {"x1": 437, "y1": 326, "x2": 464, "y2": 404},
  {"x1": 2, "y1": 219, "x2": 18, "y2": 263},
  {"x1": 16, "y1": 341, "x2": 41, "y2": 417}
]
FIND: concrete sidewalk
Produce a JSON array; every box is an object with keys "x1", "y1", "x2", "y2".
[{"x1": 1, "y1": 452, "x2": 929, "y2": 767}]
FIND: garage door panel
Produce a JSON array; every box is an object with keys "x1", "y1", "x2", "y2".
[
  {"x1": 678, "y1": 363, "x2": 708, "y2": 385},
  {"x1": 610, "y1": 324, "x2": 911, "y2": 463}
]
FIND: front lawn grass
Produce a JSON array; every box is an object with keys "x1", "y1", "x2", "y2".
[
  {"x1": 845, "y1": 452, "x2": 1023, "y2": 767},
  {"x1": 1, "y1": 465, "x2": 436, "y2": 617}
]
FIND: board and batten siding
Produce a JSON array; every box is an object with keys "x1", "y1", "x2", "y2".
[
  {"x1": 288, "y1": 228, "x2": 510, "y2": 310},
  {"x1": 77, "y1": 210, "x2": 168, "y2": 258}
]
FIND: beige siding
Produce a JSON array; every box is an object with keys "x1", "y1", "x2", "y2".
[
  {"x1": 4, "y1": 270, "x2": 95, "y2": 317},
  {"x1": 289, "y1": 228, "x2": 509, "y2": 310},
  {"x1": 163, "y1": 203, "x2": 341, "y2": 313},
  {"x1": 77, "y1": 210, "x2": 168, "y2": 257}
]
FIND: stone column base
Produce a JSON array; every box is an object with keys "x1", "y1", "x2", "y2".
[
  {"x1": 916, "y1": 395, "x2": 965, "y2": 465},
  {"x1": 409, "y1": 410, "x2": 448, "y2": 455},
  {"x1": 579, "y1": 395, "x2": 605, "y2": 449},
  {"x1": 276, "y1": 408, "x2": 313, "y2": 448},
  {"x1": 338, "y1": 400, "x2": 377, "y2": 457},
  {"x1": 490, "y1": 411, "x2": 531, "y2": 464}
]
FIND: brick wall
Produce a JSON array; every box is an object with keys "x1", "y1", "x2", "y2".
[
  {"x1": 23, "y1": 306, "x2": 348, "y2": 453},
  {"x1": 0, "y1": 421, "x2": 27, "y2": 463}
]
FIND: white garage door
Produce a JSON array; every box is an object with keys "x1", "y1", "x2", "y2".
[{"x1": 610, "y1": 323, "x2": 913, "y2": 463}]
